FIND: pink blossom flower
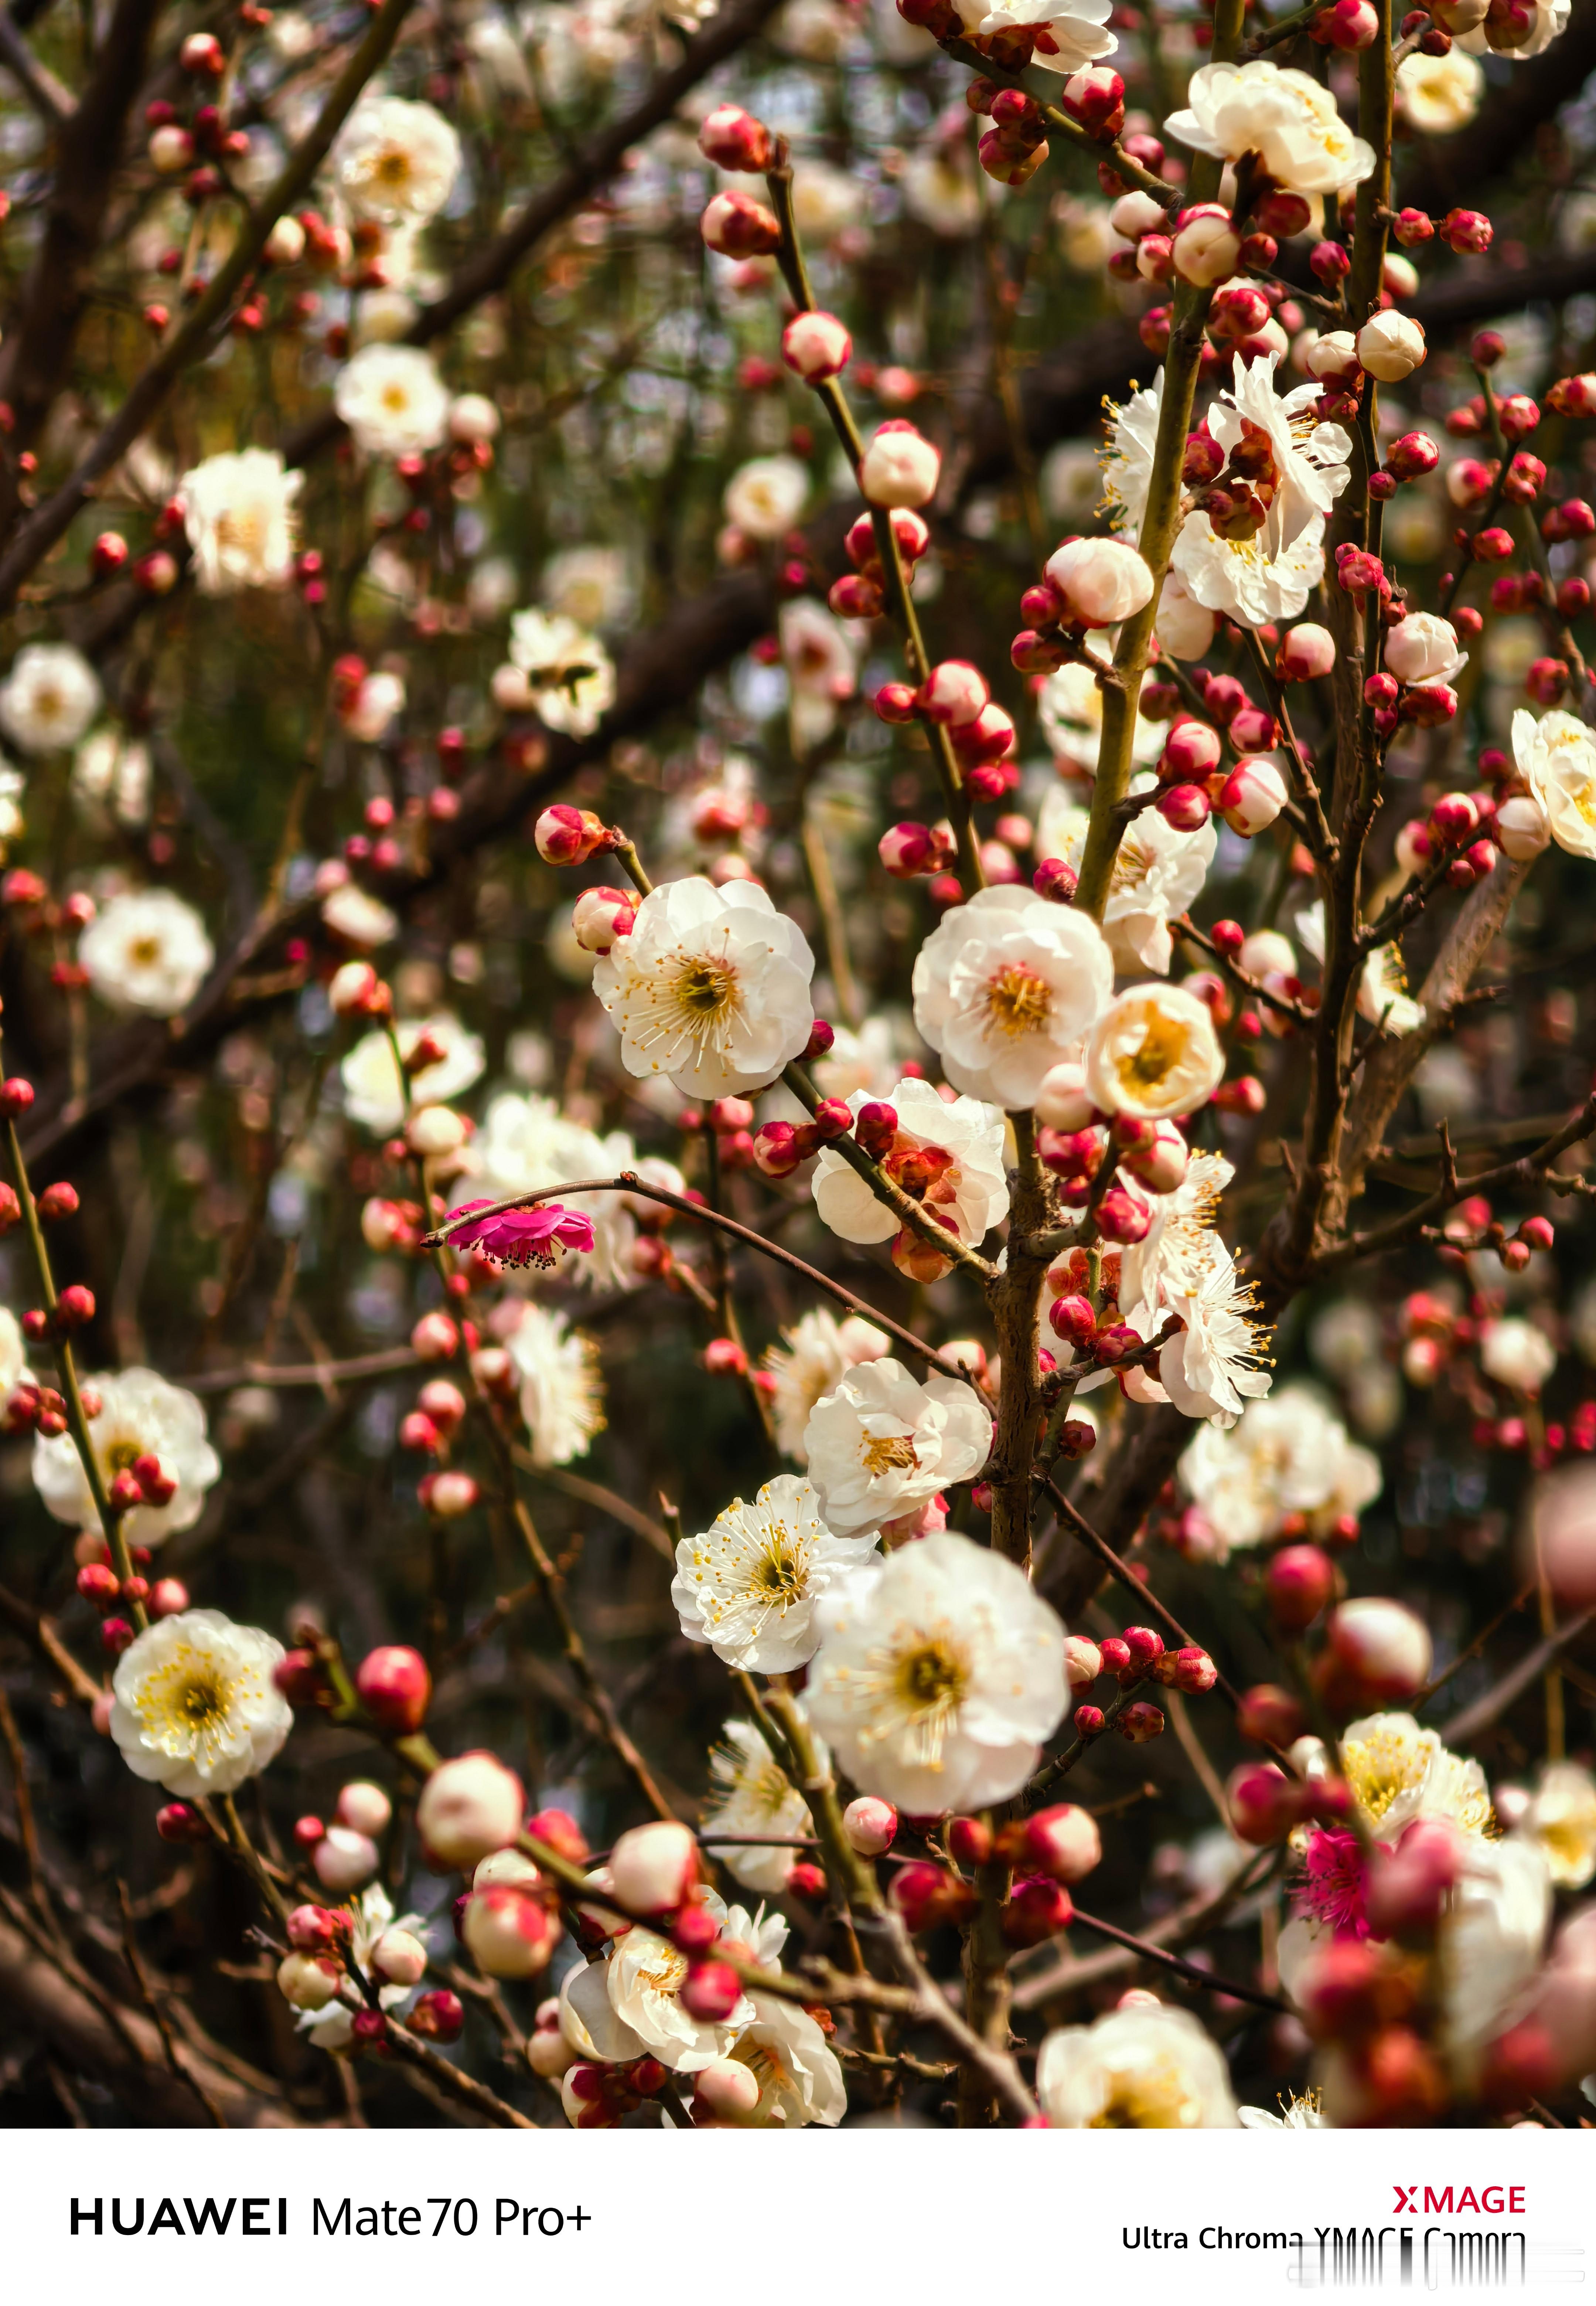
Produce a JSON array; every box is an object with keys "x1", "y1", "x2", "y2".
[
  {"x1": 447, "y1": 1200, "x2": 595, "y2": 1271},
  {"x1": 1296, "y1": 1826, "x2": 1371, "y2": 1938}
]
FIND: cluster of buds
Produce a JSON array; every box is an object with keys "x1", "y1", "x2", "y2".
[
  {"x1": 1394, "y1": 788, "x2": 1498, "y2": 889},
  {"x1": 967, "y1": 82, "x2": 1050, "y2": 190},
  {"x1": 751, "y1": 1093, "x2": 858, "y2": 1179},
  {"x1": 831, "y1": 507, "x2": 931, "y2": 621},
  {"x1": 562, "y1": 2055, "x2": 670, "y2": 2128},
  {"x1": 875, "y1": 661, "x2": 1017, "y2": 802},
  {"x1": 19, "y1": 1281, "x2": 96, "y2": 1346},
  {"x1": 1151, "y1": 712, "x2": 1288, "y2": 840},
  {"x1": 878, "y1": 819, "x2": 957, "y2": 880},
  {"x1": 2, "y1": 1376, "x2": 71, "y2": 1437},
  {"x1": 76, "y1": 1540, "x2": 177, "y2": 1649}
]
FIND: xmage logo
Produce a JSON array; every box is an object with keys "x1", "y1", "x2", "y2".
[{"x1": 1391, "y1": 2186, "x2": 1527, "y2": 2215}]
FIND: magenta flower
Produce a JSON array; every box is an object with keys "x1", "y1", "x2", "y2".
[
  {"x1": 1295, "y1": 1825, "x2": 1371, "y2": 1939},
  {"x1": 447, "y1": 1200, "x2": 595, "y2": 1271}
]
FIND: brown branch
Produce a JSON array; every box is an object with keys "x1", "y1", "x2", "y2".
[
  {"x1": 1068, "y1": 1908, "x2": 1290, "y2": 2016},
  {"x1": 1436, "y1": 1608, "x2": 1596, "y2": 1749},
  {"x1": 0, "y1": 1580, "x2": 102, "y2": 1705}
]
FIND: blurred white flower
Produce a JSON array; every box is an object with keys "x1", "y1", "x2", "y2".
[
  {"x1": 109, "y1": 1609, "x2": 290, "y2": 1797},
  {"x1": 179, "y1": 448, "x2": 301, "y2": 594},
  {"x1": 1517, "y1": 1761, "x2": 1596, "y2": 1890},
  {"x1": 321, "y1": 882, "x2": 398, "y2": 948},
  {"x1": 899, "y1": 147, "x2": 980, "y2": 237},
  {"x1": 1480, "y1": 1317, "x2": 1556, "y2": 1395},
  {"x1": 79, "y1": 888, "x2": 213, "y2": 1015},
  {"x1": 334, "y1": 343, "x2": 450, "y2": 458},
  {"x1": 804, "y1": 1358, "x2": 990, "y2": 1540},
  {"x1": 508, "y1": 609, "x2": 615, "y2": 738},
  {"x1": 1180, "y1": 1385, "x2": 1381, "y2": 1552},
  {"x1": 701, "y1": 1719, "x2": 817, "y2": 1894},
  {"x1": 341, "y1": 1011, "x2": 484, "y2": 1135},
  {"x1": 337, "y1": 96, "x2": 461, "y2": 225},
  {"x1": 0, "y1": 643, "x2": 100, "y2": 754},
  {"x1": 1396, "y1": 46, "x2": 1483, "y2": 133},
  {"x1": 763, "y1": 1308, "x2": 890, "y2": 1461},
  {"x1": 1457, "y1": 0, "x2": 1568, "y2": 59},
  {"x1": 591, "y1": 876, "x2": 815, "y2": 1099},
  {"x1": 1165, "y1": 60, "x2": 1375, "y2": 194},
  {"x1": 805, "y1": 1530, "x2": 1065, "y2": 1813},
  {"x1": 34, "y1": 1365, "x2": 220, "y2": 1548},
  {"x1": 673, "y1": 1474, "x2": 879, "y2": 1673},
  {"x1": 1038, "y1": 2001, "x2": 1239, "y2": 2126},
  {"x1": 504, "y1": 1301, "x2": 605, "y2": 1467},
  {"x1": 724, "y1": 455, "x2": 809, "y2": 540},
  {"x1": 457, "y1": 1092, "x2": 644, "y2": 1291},
  {"x1": 1121, "y1": 1152, "x2": 1234, "y2": 1328},
  {"x1": 542, "y1": 545, "x2": 636, "y2": 631}
]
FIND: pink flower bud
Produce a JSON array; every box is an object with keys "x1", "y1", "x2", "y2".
[
  {"x1": 1037, "y1": 1124, "x2": 1104, "y2": 1182},
  {"x1": 1439, "y1": 207, "x2": 1492, "y2": 257},
  {"x1": 1365, "y1": 1818, "x2": 1465, "y2": 1941},
  {"x1": 694, "y1": 2058, "x2": 761, "y2": 2119},
  {"x1": 700, "y1": 189, "x2": 781, "y2": 258},
  {"x1": 703, "y1": 1337, "x2": 749, "y2": 1376},
  {"x1": 1011, "y1": 1803, "x2": 1102, "y2": 1884},
  {"x1": 872, "y1": 679, "x2": 918, "y2": 724},
  {"x1": 572, "y1": 884, "x2": 639, "y2": 954},
  {"x1": 287, "y1": 1904, "x2": 340, "y2": 1952},
  {"x1": 1220, "y1": 756, "x2": 1288, "y2": 836},
  {"x1": 336, "y1": 1780, "x2": 392, "y2": 1839},
  {"x1": 1031, "y1": 856, "x2": 1078, "y2": 905},
  {"x1": 1229, "y1": 1762, "x2": 1307, "y2": 1845},
  {"x1": 417, "y1": 1752, "x2": 526, "y2": 1870},
  {"x1": 371, "y1": 1926, "x2": 428, "y2": 1986},
  {"x1": 781, "y1": 308, "x2": 851, "y2": 382},
  {"x1": 1310, "y1": 0, "x2": 1378, "y2": 41},
  {"x1": 155, "y1": 1800, "x2": 209, "y2": 1842},
  {"x1": 1325, "y1": 1598, "x2": 1432, "y2": 1701},
  {"x1": 1159, "y1": 720, "x2": 1222, "y2": 780},
  {"x1": 329, "y1": 959, "x2": 381, "y2": 1015},
  {"x1": 1116, "y1": 1701, "x2": 1166, "y2": 1744},
  {"x1": 1048, "y1": 1293, "x2": 1097, "y2": 1348},
  {"x1": 680, "y1": 1958, "x2": 743, "y2": 2023},
  {"x1": 1002, "y1": 1877, "x2": 1074, "y2": 1947},
  {"x1": 409, "y1": 1989, "x2": 466, "y2": 2043},
  {"x1": 1155, "y1": 782, "x2": 1211, "y2": 832},
  {"x1": 534, "y1": 803, "x2": 607, "y2": 865},
  {"x1": 859, "y1": 421, "x2": 940, "y2": 510},
  {"x1": 1033, "y1": 1060, "x2": 1094, "y2": 1130},
  {"x1": 1063, "y1": 1635, "x2": 1102, "y2": 1687},
  {"x1": 697, "y1": 103, "x2": 773, "y2": 171},
  {"x1": 355, "y1": 1645, "x2": 430, "y2": 1735},
  {"x1": 277, "y1": 1952, "x2": 341, "y2": 2011},
  {"x1": 918, "y1": 659, "x2": 989, "y2": 728},
  {"x1": 1548, "y1": 373, "x2": 1596, "y2": 418},
  {"x1": 1265, "y1": 1543, "x2": 1336, "y2": 1630},
  {"x1": 843, "y1": 1796, "x2": 897, "y2": 1856},
  {"x1": 1096, "y1": 1183, "x2": 1152, "y2": 1245},
  {"x1": 1045, "y1": 534, "x2": 1153, "y2": 628},
  {"x1": 751, "y1": 1121, "x2": 804, "y2": 1178},
  {"x1": 1172, "y1": 212, "x2": 1241, "y2": 287},
  {"x1": 1122, "y1": 1119, "x2": 1190, "y2": 1193},
  {"x1": 1060, "y1": 64, "x2": 1124, "y2": 138},
  {"x1": 410, "y1": 1311, "x2": 459, "y2": 1362},
  {"x1": 464, "y1": 1884, "x2": 558, "y2": 1978},
  {"x1": 1208, "y1": 280, "x2": 1270, "y2": 341},
  {"x1": 855, "y1": 1101, "x2": 898, "y2": 1160},
  {"x1": 890, "y1": 1861, "x2": 977, "y2": 1932},
  {"x1": 314, "y1": 1825, "x2": 380, "y2": 1893},
  {"x1": 610, "y1": 1820, "x2": 698, "y2": 1915}
]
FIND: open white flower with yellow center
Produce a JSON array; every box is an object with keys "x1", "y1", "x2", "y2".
[
  {"x1": 1517, "y1": 1761, "x2": 1596, "y2": 1890},
  {"x1": 1099, "y1": 370, "x2": 1162, "y2": 545},
  {"x1": 0, "y1": 642, "x2": 100, "y2": 754},
  {"x1": 591, "y1": 875, "x2": 816, "y2": 1099},
  {"x1": 34, "y1": 1366, "x2": 220, "y2": 1548},
  {"x1": 504, "y1": 1301, "x2": 605, "y2": 1467},
  {"x1": 1157, "y1": 1240, "x2": 1273, "y2": 1428},
  {"x1": 1180, "y1": 1387, "x2": 1381, "y2": 1553},
  {"x1": 951, "y1": 0, "x2": 1114, "y2": 71},
  {"x1": 1396, "y1": 46, "x2": 1484, "y2": 134},
  {"x1": 763, "y1": 1308, "x2": 889, "y2": 1462},
  {"x1": 726, "y1": 1994, "x2": 847, "y2": 2125},
  {"x1": 911, "y1": 882, "x2": 1113, "y2": 1109},
  {"x1": 1037, "y1": 2001, "x2": 1239, "y2": 2127},
  {"x1": 109, "y1": 1609, "x2": 291, "y2": 1797},
  {"x1": 337, "y1": 95, "x2": 461, "y2": 224},
  {"x1": 78, "y1": 888, "x2": 214, "y2": 1016},
  {"x1": 340, "y1": 1010, "x2": 485, "y2": 1135},
  {"x1": 560, "y1": 1895, "x2": 786, "y2": 2074},
  {"x1": 701, "y1": 1719, "x2": 819, "y2": 1894},
  {"x1": 334, "y1": 342, "x2": 450, "y2": 458},
  {"x1": 1120, "y1": 1151, "x2": 1234, "y2": 1328},
  {"x1": 803, "y1": 1359, "x2": 991, "y2": 1541},
  {"x1": 1036, "y1": 790, "x2": 1215, "y2": 974},
  {"x1": 1172, "y1": 504, "x2": 1326, "y2": 631},
  {"x1": 1338, "y1": 1713, "x2": 1493, "y2": 1841},
  {"x1": 508, "y1": 608, "x2": 615, "y2": 739},
  {"x1": 179, "y1": 448, "x2": 302, "y2": 594},
  {"x1": 673, "y1": 1474, "x2": 879, "y2": 1672},
  {"x1": 1513, "y1": 706, "x2": 1596, "y2": 861},
  {"x1": 812, "y1": 1077, "x2": 1008, "y2": 1251},
  {"x1": 1164, "y1": 59, "x2": 1375, "y2": 193},
  {"x1": 1210, "y1": 351, "x2": 1353, "y2": 547},
  {"x1": 723, "y1": 454, "x2": 810, "y2": 540},
  {"x1": 1085, "y1": 983, "x2": 1226, "y2": 1120},
  {"x1": 1037, "y1": 647, "x2": 1166, "y2": 778},
  {"x1": 804, "y1": 1530, "x2": 1065, "y2": 1813}
]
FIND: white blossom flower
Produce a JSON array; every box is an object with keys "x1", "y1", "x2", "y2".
[
  {"x1": 1099, "y1": 370, "x2": 1162, "y2": 545},
  {"x1": 724, "y1": 454, "x2": 810, "y2": 540},
  {"x1": 950, "y1": 0, "x2": 1114, "y2": 68},
  {"x1": 726, "y1": 1994, "x2": 846, "y2": 2125},
  {"x1": 508, "y1": 609, "x2": 615, "y2": 738},
  {"x1": 780, "y1": 597, "x2": 862, "y2": 753},
  {"x1": 561, "y1": 1894, "x2": 787, "y2": 2074},
  {"x1": 0, "y1": 643, "x2": 100, "y2": 754},
  {"x1": 321, "y1": 881, "x2": 398, "y2": 947},
  {"x1": 672, "y1": 1474, "x2": 879, "y2": 1672},
  {"x1": 504, "y1": 1301, "x2": 605, "y2": 1466},
  {"x1": 1435, "y1": 1836, "x2": 1551, "y2": 2061},
  {"x1": 109, "y1": 1609, "x2": 291, "y2": 1796},
  {"x1": 1396, "y1": 46, "x2": 1484, "y2": 133},
  {"x1": 1296, "y1": 899, "x2": 1423, "y2": 1035},
  {"x1": 1039, "y1": 2001, "x2": 1239, "y2": 2126},
  {"x1": 763, "y1": 1309, "x2": 889, "y2": 1461},
  {"x1": 803, "y1": 1358, "x2": 991, "y2": 1540},
  {"x1": 34, "y1": 1367, "x2": 220, "y2": 1548},
  {"x1": 334, "y1": 343, "x2": 450, "y2": 458},
  {"x1": 811, "y1": 1014, "x2": 905, "y2": 1102},
  {"x1": 340, "y1": 1011, "x2": 485, "y2": 1135},
  {"x1": 1037, "y1": 647, "x2": 1165, "y2": 776},
  {"x1": 337, "y1": 96, "x2": 461, "y2": 224},
  {"x1": 1337, "y1": 1713, "x2": 1493, "y2": 1840},
  {"x1": 911, "y1": 883, "x2": 1112, "y2": 1109},
  {"x1": 1156, "y1": 567, "x2": 1218, "y2": 661},
  {"x1": 1480, "y1": 1316, "x2": 1557, "y2": 1395},
  {"x1": 542, "y1": 545, "x2": 636, "y2": 631},
  {"x1": 297, "y1": 1883, "x2": 427, "y2": 2050},
  {"x1": 1512, "y1": 707, "x2": 1596, "y2": 861},
  {"x1": 1035, "y1": 791, "x2": 1215, "y2": 975},
  {"x1": 1164, "y1": 60, "x2": 1375, "y2": 194},
  {"x1": 591, "y1": 876, "x2": 816, "y2": 1099},
  {"x1": 1085, "y1": 983, "x2": 1226, "y2": 1120},
  {"x1": 1179, "y1": 1385, "x2": 1381, "y2": 1553},
  {"x1": 178, "y1": 448, "x2": 302, "y2": 594},
  {"x1": 1158, "y1": 1242, "x2": 1273, "y2": 1427},
  {"x1": 804, "y1": 1529, "x2": 1064, "y2": 1812},
  {"x1": 899, "y1": 147, "x2": 980, "y2": 237},
  {"x1": 1517, "y1": 1761, "x2": 1596, "y2": 1890},
  {"x1": 1173, "y1": 501, "x2": 1326, "y2": 630},
  {"x1": 0, "y1": 1306, "x2": 24, "y2": 1397},
  {"x1": 79, "y1": 888, "x2": 214, "y2": 1016},
  {"x1": 1458, "y1": 0, "x2": 1568, "y2": 59},
  {"x1": 701, "y1": 1719, "x2": 818, "y2": 1894},
  {"x1": 813, "y1": 1077, "x2": 1008, "y2": 1251},
  {"x1": 1120, "y1": 1151, "x2": 1234, "y2": 1327},
  {"x1": 1239, "y1": 2090, "x2": 1326, "y2": 2129},
  {"x1": 1384, "y1": 611, "x2": 1466, "y2": 686},
  {"x1": 1209, "y1": 351, "x2": 1353, "y2": 549}
]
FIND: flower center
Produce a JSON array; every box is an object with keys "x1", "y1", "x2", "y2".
[
  {"x1": 128, "y1": 936, "x2": 162, "y2": 969},
  {"x1": 1090, "y1": 2060, "x2": 1202, "y2": 2129},
  {"x1": 860, "y1": 1432, "x2": 918, "y2": 1477},
  {"x1": 751, "y1": 1538, "x2": 804, "y2": 1600},
  {"x1": 897, "y1": 1637, "x2": 963, "y2": 1710},
  {"x1": 381, "y1": 384, "x2": 410, "y2": 413},
  {"x1": 215, "y1": 506, "x2": 267, "y2": 558},
  {"x1": 675, "y1": 956, "x2": 739, "y2": 1020},
  {"x1": 1342, "y1": 1728, "x2": 1427, "y2": 1826},
  {"x1": 983, "y1": 961, "x2": 1051, "y2": 1039},
  {"x1": 105, "y1": 1437, "x2": 145, "y2": 1473},
  {"x1": 177, "y1": 1670, "x2": 228, "y2": 1728},
  {"x1": 374, "y1": 150, "x2": 411, "y2": 187},
  {"x1": 1118, "y1": 1013, "x2": 1186, "y2": 1090}
]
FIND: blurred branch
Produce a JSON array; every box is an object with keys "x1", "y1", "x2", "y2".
[{"x1": 1437, "y1": 1608, "x2": 1596, "y2": 1748}]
